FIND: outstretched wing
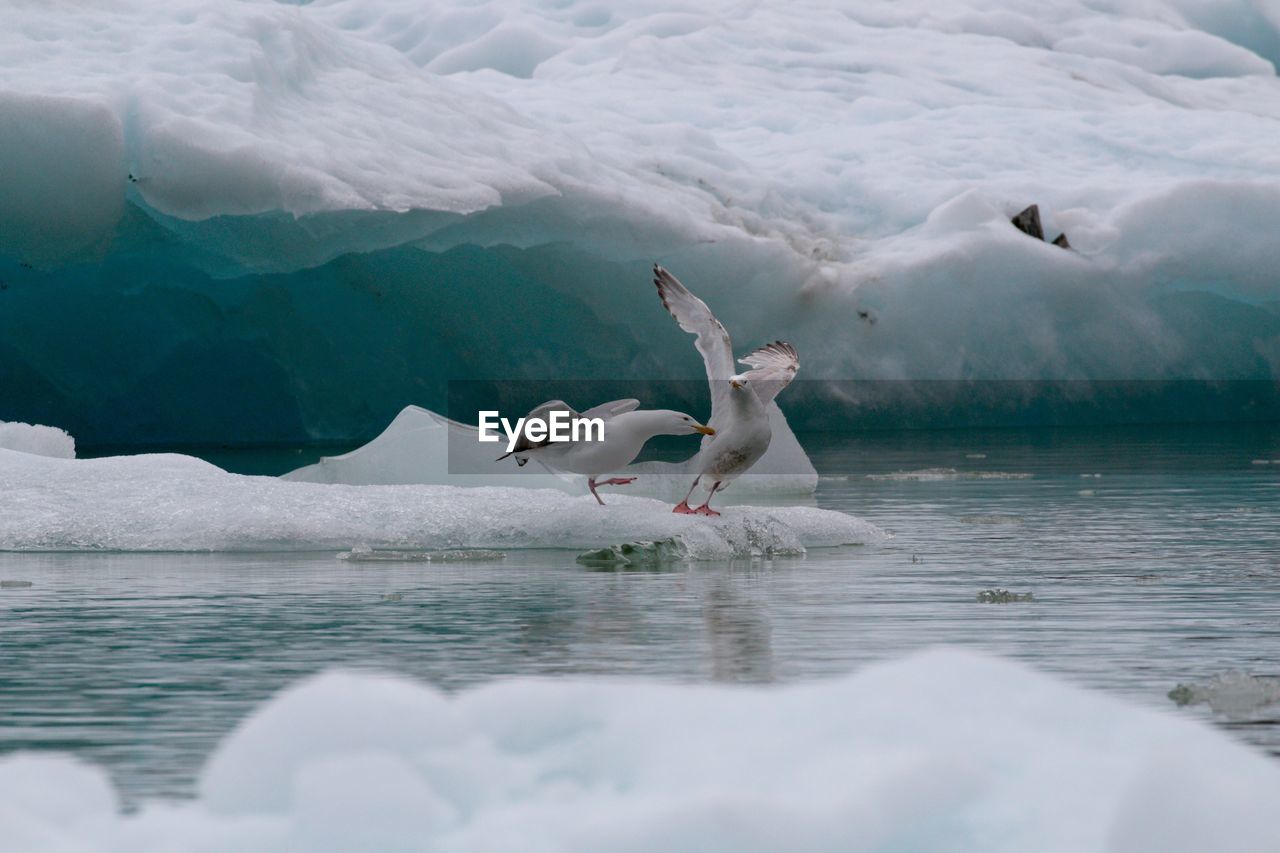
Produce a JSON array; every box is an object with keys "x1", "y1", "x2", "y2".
[
  {"x1": 580, "y1": 398, "x2": 640, "y2": 421},
  {"x1": 738, "y1": 341, "x2": 799, "y2": 407},
  {"x1": 653, "y1": 265, "x2": 735, "y2": 426},
  {"x1": 496, "y1": 399, "x2": 578, "y2": 463}
]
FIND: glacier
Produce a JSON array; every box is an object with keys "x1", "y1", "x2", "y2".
[
  {"x1": 2, "y1": 0, "x2": 1280, "y2": 446},
  {"x1": 4, "y1": 648, "x2": 1280, "y2": 852}
]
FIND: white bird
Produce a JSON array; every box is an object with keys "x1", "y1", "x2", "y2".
[
  {"x1": 498, "y1": 398, "x2": 714, "y2": 505},
  {"x1": 653, "y1": 265, "x2": 799, "y2": 515}
]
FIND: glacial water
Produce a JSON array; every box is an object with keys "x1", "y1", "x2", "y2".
[{"x1": 1, "y1": 423, "x2": 1278, "y2": 806}]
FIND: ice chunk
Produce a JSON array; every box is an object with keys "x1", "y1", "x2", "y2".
[
  {"x1": 283, "y1": 406, "x2": 578, "y2": 492},
  {"x1": 577, "y1": 538, "x2": 691, "y2": 567},
  {"x1": 1168, "y1": 673, "x2": 1280, "y2": 714},
  {"x1": 976, "y1": 588, "x2": 1035, "y2": 603},
  {"x1": 0, "y1": 421, "x2": 75, "y2": 459},
  {"x1": 285, "y1": 404, "x2": 819, "y2": 500},
  {"x1": 5, "y1": 649, "x2": 1280, "y2": 850},
  {"x1": 0, "y1": 448, "x2": 876, "y2": 557}
]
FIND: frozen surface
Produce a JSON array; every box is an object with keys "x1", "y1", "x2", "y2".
[
  {"x1": 285, "y1": 404, "x2": 819, "y2": 498},
  {"x1": 5, "y1": 648, "x2": 1280, "y2": 852},
  {"x1": 0, "y1": 448, "x2": 874, "y2": 557},
  {"x1": 0, "y1": 421, "x2": 75, "y2": 459},
  {"x1": 2, "y1": 0, "x2": 1280, "y2": 444}
]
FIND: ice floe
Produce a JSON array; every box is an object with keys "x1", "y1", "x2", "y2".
[
  {"x1": 0, "y1": 448, "x2": 876, "y2": 557},
  {"x1": 3, "y1": 648, "x2": 1280, "y2": 852}
]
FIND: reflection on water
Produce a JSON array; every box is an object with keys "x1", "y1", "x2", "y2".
[{"x1": 1, "y1": 423, "x2": 1278, "y2": 803}]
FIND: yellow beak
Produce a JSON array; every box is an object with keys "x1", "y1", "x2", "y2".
[
  {"x1": 729, "y1": 379, "x2": 743, "y2": 390},
  {"x1": 693, "y1": 424, "x2": 716, "y2": 436}
]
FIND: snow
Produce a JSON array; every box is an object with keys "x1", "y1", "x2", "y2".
[
  {"x1": 0, "y1": 447, "x2": 876, "y2": 557},
  {"x1": 0, "y1": 420, "x2": 75, "y2": 459},
  {"x1": 2, "y1": 0, "x2": 1279, "y2": 448},
  {"x1": 5, "y1": 648, "x2": 1280, "y2": 852},
  {"x1": 284, "y1": 404, "x2": 819, "y2": 499}
]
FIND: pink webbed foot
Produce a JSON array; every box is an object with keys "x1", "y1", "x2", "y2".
[
  {"x1": 672, "y1": 501, "x2": 697, "y2": 514},
  {"x1": 599, "y1": 477, "x2": 636, "y2": 486},
  {"x1": 693, "y1": 504, "x2": 720, "y2": 517}
]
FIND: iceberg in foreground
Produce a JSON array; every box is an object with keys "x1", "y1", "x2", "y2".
[
  {"x1": 283, "y1": 404, "x2": 819, "y2": 500},
  {"x1": 4, "y1": 648, "x2": 1280, "y2": 852},
  {"x1": 0, "y1": 448, "x2": 871, "y2": 557}
]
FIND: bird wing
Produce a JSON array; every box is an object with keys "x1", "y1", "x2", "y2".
[
  {"x1": 738, "y1": 341, "x2": 799, "y2": 407},
  {"x1": 653, "y1": 265, "x2": 735, "y2": 426},
  {"x1": 496, "y1": 399, "x2": 579, "y2": 461},
  {"x1": 579, "y1": 398, "x2": 640, "y2": 421}
]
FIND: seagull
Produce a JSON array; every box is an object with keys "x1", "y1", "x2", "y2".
[
  {"x1": 498, "y1": 398, "x2": 714, "y2": 505},
  {"x1": 653, "y1": 265, "x2": 799, "y2": 516}
]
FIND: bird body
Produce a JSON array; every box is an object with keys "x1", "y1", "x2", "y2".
[
  {"x1": 652, "y1": 266, "x2": 799, "y2": 515},
  {"x1": 500, "y1": 402, "x2": 712, "y2": 504}
]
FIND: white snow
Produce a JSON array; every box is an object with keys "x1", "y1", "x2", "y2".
[
  {"x1": 1, "y1": 0, "x2": 1278, "y2": 382},
  {"x1": 4, "y1": 648, "x2": 1280, "y2": 852},
  {"x1": 0, "y1": 420, "x2": 75, "y2": 459},
  {"x1": 0, "y1": 447, "x2": 876, "y2": 557},
  {"x1": 284, "y1": 404, "x2": 819, "y2": 499}
]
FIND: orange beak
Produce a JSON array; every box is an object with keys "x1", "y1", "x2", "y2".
[{"x1": 693, "y1": 424, "x2": 716, "y2": 436}]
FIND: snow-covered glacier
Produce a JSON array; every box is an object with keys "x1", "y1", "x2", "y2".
[
  {"x1": 5, "y1": 648, "x2": 1280, "y2": 852},
  {"x1": 2, "y1": 0, "x2": 1279, "y2": 445}
]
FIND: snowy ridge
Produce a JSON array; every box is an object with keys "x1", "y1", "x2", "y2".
[
  {"x1": 4, "y1": 648, "x2": 1280, "y2": 852},
  {"x1": 0, "y1": 449, "x2": 878, "y2": 556}
]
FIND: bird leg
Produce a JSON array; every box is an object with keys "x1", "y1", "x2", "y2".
[
  {"x1": 693, "y1": 481, "x2": 723, "y2": 516},
  {"x1": 598, "y1": 477, "x2": 636, "y2": 486},
  {"x1": 587, "y1": 477, "x2": 606, "y2": 506},
  {"x1": 673, "y1": 476, "x2": 701, "y2": 514}
]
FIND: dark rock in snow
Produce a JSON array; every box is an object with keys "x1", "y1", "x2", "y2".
[{"x1": 1011, "y1": 204, "x2": 1045, "y2": 240}]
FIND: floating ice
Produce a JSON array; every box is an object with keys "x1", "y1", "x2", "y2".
[
  {"x1": 576, "y1": 538, "x2": 691, "y2": 567},
  {"x1": 977, "y1": 588, "x2": 1036, "y2": 603},
  {"x1": 4, "y1": 649, "x2": 1280, "y2": 852},
  {"x1": 1168, "y1": 673, "x2": 1280, "y2": 715},
  {"x1": 0, "y1": 421, "x2": 75, "y2": 459},
  {"x1": 0, "y1": 448, "x2": 877, "y2": 557},
  {"x1": 285, "y1": 404, "x2": 820, "y2": 500}
]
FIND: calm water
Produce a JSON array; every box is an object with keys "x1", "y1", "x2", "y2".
[{"x1": 2, "y1": 424, "x2": 1279, "y2": 804}]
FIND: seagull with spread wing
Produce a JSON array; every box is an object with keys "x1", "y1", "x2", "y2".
[
  {"x1": 498, "y1": 398, "x2": 714, "y2": 505},
  {"x1": 653, "y1": 265, "x2": 800, "y2": 516}
]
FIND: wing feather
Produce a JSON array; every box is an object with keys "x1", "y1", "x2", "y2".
[
  {"x1": 653, "y1": 265, "x2": 734, "y2": 426},
  {"x1": 738, "y1": 341, "x2": 799, "y2": 407},
  {"x1": 496, "y1": 399, "x2": 578, "y2": 462},
  {"x1": 579, "y1": 398, "x2": 640, "y2": 421}
]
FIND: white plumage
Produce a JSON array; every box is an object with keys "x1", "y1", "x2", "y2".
[
  {"x1": 500, "y1": 398, "x2": 713, "y2": 504},
  {"x1": 653, "y1": 265, "x2": 799, "y2": 515}
]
